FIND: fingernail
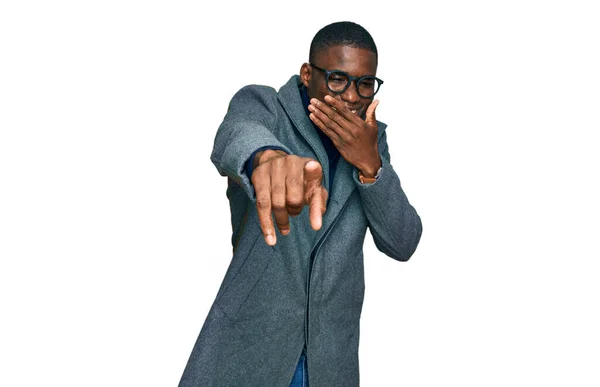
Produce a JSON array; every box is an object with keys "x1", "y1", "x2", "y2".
[
  {"x1": 266, "y1": 234, "x2": 276, "y2": 245},
  {"x1": 312, "y1": 218, "x2": 322, "y2": 231}
]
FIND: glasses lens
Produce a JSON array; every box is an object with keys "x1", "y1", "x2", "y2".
[
  {"x1": 326, "y1": 71, "x2": 349, "y2": 93},
  {"x1": 357, "y1": 77, "x2": 381, "y2": 98}
]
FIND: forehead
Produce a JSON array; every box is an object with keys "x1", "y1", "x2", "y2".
[{"x1": 313, "y1": 45, "x2": 377, "y2": 77}]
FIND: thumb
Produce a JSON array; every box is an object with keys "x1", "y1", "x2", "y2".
[
  {"x1": 365, "y1": 99, "x2": 379, "y2": 128},
  {"x1": 303, "y1": 160, "x2": 323, "y2": 186}
]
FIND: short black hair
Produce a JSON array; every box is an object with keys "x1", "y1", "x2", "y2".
[{"x1": 309, "y1": 21, "x2": 378, "y2": 63}]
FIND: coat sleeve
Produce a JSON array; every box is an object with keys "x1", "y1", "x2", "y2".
[
  {"x1": 355, "y1": 130, "x2": 423, "y2": 261},
  {"x1": 210, "y1": 85, "x2": 292, "y2": 201}
]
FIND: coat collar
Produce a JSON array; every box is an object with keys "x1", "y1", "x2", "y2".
[
  {"x1": 277, "y1": 75, "x2": 332, "y2": 190},
  {"x1": 277, "y1": 75, "x2": 358, "y2": 239}
]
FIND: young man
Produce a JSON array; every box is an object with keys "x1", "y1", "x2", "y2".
[{"x1": 179, "y1": 21, "x2": 422, "y2": 387}]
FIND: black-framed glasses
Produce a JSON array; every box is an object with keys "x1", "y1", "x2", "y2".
[{"x1": 310, "y1": 63, "x2": 383, "y2": 98}]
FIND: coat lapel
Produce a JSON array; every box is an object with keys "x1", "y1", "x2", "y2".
[
  {"x1": 277, "y1": 76, "x2": 358, "y2": 243},
  {"x1": 313, "y1": 157, "x2": 356, "y2": 244},
  {"x1": 278, "y1": 76, "x2": 331, "y2": 191}
]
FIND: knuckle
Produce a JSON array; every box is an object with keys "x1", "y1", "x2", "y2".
[
  {"x1": 304, "y1": 190, "x2": 314, "y2": 204},
  {"x1": 287, "y1": 206, "x2": 303, "y2": 217},
  {"x1": 276, "y1": 219, "x2": 290, "y2": 229},
  {"x1": 272, "y1": 198, "x2": 285, "y2": 209},
  {"x1": 288, "y1": 176, "x2": 300, "y2": 188},
  {"x1": 286, "y1": 154, "x2": 301, "y2": 165},
  {"x1": 286, "y1": 196, "x2": 303, "y2": 209},
  {"x1": 272, "y1": 182, "x2": 285, "y2": 195},
  {"x1": 251, "y1": 169, "x2": 266, "y2": 184},
  {"x1": 256, "y1": 198, "x2": 271, "y2": 209},
  {"x1": 274, "y1": 212, "x2": 290, "y2": 228},
  {"x1": 261, "y1": 227, "x2": 273, "y2": 238},
  {"x1": 259, "y1": 218, "x2": 273, "y2": 233},
  {"x1": 270, "y1": 155, "x2": 284, "y2": 166}
]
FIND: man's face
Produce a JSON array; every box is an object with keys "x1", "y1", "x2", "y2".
[{"x1": 301, "y1": 45, "x2": 378, "y2": 119}]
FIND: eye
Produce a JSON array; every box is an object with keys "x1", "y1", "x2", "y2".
[
  {"x1": 359, "y1": 78, "x2": 375, "y2": 88},
  {"x1": 328, "y1": 72, "x2": 348, "y2": 84}
]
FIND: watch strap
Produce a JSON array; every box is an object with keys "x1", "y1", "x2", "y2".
[{"x1": 358, "y1": 167, "x2": 382, "y2": 184}]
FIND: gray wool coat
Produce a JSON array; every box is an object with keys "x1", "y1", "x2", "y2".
[{"x1": 179, "y1": 75, "x2": 422, "y2": 387}]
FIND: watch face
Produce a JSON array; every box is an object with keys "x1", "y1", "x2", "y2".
[{"x1": 359, "y1": 172, "x2": 377, "y2": 184}]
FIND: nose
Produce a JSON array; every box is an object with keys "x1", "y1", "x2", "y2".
[{"x1": 340, "y1": 81, "x2": 360, "y2": 104}]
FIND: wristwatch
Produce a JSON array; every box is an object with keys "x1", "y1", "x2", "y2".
[{"x1": 358, "y1": 166, "x2": 382, "y2": 184}]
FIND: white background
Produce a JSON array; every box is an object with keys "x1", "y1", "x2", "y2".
[{"x1": 1, "y1": 1, "x2": 599, "y2": 386}]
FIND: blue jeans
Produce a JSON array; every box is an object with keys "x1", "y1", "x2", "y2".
[{"x1": 289, "y1": 352, "x2": 308, "y2": 387}]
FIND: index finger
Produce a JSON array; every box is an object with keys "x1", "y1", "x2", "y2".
[
  {"x1": 303, "y1": 160, "x2": 327, "y2": 230},
  {"x1": 308, "y1": 186, "x2": 327, "y2": 231},
  {"x1": 252, "y1": 170, "x2": 276, "y2": 246}
]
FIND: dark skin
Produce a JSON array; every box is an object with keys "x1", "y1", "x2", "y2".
[{"x1": 252, "y1": 45, "x2": 382, "y2": 246}]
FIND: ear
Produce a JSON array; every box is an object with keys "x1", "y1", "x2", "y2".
[{"x1": 299, "y1": 63, "x2": 311, "y2": 88}]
